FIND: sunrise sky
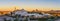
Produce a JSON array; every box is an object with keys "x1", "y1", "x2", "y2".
[{"x1": 0, "y1": 0, "x2": 59, "y2": 11}]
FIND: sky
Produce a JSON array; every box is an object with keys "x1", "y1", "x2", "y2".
[{"x1": 0, "y1": 0, "x2": 60, "y2": 11}]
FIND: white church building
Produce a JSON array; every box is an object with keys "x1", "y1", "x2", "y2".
[{"x1": 12, "y1": 9, "x2": 28, "y2": 16}]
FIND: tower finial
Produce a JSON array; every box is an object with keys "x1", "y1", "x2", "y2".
[{"x1": 14, "y1": 6, "x2": 17, "y2": 10}]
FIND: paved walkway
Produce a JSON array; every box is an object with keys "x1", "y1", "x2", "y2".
[{"x1": 55, "y1": 18, "x2": 60, "y2": 21}]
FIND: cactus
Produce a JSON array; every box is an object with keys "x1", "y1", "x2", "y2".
[{"x1": 14, "y1": 14, "x2": 20, "y2": 21}]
